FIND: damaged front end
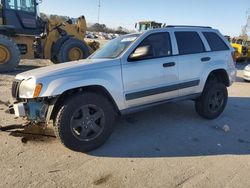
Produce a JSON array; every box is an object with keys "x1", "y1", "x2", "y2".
[
  {"x1": 9, "y1": 79, "x2": 57, "y2": 124},
  {"x1": 10, "y1": 100, "x2": 48, "y2": 122},
  {"x1": 9, "y1": 98, "x2": 56, "y2": 124}
]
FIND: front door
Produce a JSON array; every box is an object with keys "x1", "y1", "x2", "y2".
[{"x1": 122, "y1": 32, "x2": 179, "y2": 108}]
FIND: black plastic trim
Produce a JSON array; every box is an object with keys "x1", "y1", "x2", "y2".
[
  {"x1": 163, "y1": 62, "x2": 176, "y2": 67},
  {"x1": 125, "y1": 80, "x2": 200, "y2": 101},
  {"x1": 11, "y1": 80, "x2": 22, "y2": 100},
  {"x1": 121, "y1": 93, "x2": 201, "y2": 115},
  {"x1": 201, "y1": 57, "x2": 211, "y2": 62}
]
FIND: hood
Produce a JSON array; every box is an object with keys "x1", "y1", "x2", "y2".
[{"x1": 16, "y1": 58, "x2": 118, "y2": 80}]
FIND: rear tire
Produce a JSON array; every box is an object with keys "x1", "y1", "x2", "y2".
[
  {"x1": 56, "y1": 38, "x2": 90, "y2": 63},
  {"x1": 0, "y1": 34, "x2": 20, "y2": 72},
  {"x1": 195, "y1": 82, "x2": 228, "y2": 119},
  {"x1": 54, "y1": 92, "x2": 115, "y2": 152}
]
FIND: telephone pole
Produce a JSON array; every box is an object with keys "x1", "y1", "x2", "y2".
[
  {"x1": 97, "y1": 0, "x2": 101, "y2": 24},
  {"x1": 242, "y1": 9, "x2": 250, "y2": 37}
]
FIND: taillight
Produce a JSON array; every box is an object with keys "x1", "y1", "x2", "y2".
[{"x1": 231, "y1": 52, "x2": 236, "y2": 64}]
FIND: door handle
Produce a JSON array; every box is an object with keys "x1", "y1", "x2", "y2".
[
  {"x1": 163, "y1": 62, "x2": 176, "y2": 68},
  {"x1": 201, "y1": 57, "x2": 211, "y2": 62}
]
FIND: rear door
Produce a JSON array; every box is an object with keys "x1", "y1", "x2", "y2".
[
  {"x1": 175, "y1": 31, "x2": 209, "y2": 96},
  {"x1": 121, "y1": 32, "x2": 179, "y2": 108}
]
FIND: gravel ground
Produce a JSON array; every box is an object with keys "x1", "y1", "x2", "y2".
[{"x1": 0, "y1": 61, "x2": 250, "y2": 188}]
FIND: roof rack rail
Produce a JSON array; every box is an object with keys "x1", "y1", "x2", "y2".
[{"x1": 166, "y1": 25, "x2": 212, "y2": 29}]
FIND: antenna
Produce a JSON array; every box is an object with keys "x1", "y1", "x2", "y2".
[{"x1": 97, "y1": 0, "x2": 101, "y2": 24}]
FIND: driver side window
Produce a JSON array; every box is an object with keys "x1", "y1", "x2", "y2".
[
  {"x1": 5, "y1": 0, "x2": 15, "y2": 9},
  {"x1": 18, "y1": 0, "x2": 35, "y2": 12},
  {"x1": 136, "y1": 32, "x2": 172, "y2": 60},
  {"x1": 5, "y1": 0, "x2": 35, "y2": 12}
]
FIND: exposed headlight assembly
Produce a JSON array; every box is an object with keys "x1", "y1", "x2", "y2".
[{"x1": 19, "y1": 78, "x2": 43, "y2": 98}]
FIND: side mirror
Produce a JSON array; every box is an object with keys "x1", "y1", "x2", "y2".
[{"x1": 129, "y1": 46, "x2": 152, "y2": 61}]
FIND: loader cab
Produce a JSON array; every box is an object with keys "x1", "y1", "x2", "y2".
[
  {"x1": 135, "y1": 21, "x2": 163, "y2": 32},
  {"x1": 1, "y1": 0, "x2": 42, "y2": 35}
]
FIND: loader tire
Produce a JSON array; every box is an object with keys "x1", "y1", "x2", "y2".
[
  {"x1": 0, "y1": 35, "x2": 20, "y2": 72},
  {"x1": 56, "y1": 38, "x2": 90, "y2": 63}
]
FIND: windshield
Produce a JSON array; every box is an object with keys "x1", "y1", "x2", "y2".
[
  {"x1": 4, "y1": 0, "x2": 35, "y2": 13},
  {"x1": 90, "y1": 34, "x2": 140, "y2": 59},
  {"x1": 139, "y1": 24, "x2": 149, "y2": 31}
]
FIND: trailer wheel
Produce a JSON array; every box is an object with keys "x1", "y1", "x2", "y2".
[
  {"x1": 56, "y1": 38, "x2": 90, "y2": 63},
  {"x1": 0, "y1": 34, "x2": 20, "y2": 72}
]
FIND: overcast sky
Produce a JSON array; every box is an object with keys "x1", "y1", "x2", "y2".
[{"x1": 40, "y1": 0, "x2": 250, "y2": 36}]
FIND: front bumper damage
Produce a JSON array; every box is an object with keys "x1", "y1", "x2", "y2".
[
  {"x1": 9, "y1": 79, "x2": 58, "y2": 124},
  {"x1": 9, "y1": 98, "x2": 56, "y2": 123}
]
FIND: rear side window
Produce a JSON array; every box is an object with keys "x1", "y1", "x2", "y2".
[
  {"x1": 138, "y1": 32, "x2": 172, "y2": 58},
  {"x1": 175, "y1": 32, "x2": 205, "y2": 55},
  {"x1": 203, "y1": 32, "x2": 229, "y2": 51}
]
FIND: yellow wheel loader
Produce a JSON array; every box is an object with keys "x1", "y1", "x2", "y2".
[
  {"x1": 0, "y1": 0, "x2": 99, "y2": 72},
  {"x1": 231, "y1": 38, "x2": 249, "y2": 62}
]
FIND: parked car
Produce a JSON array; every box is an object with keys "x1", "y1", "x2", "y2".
[
  {"x1": 243, "y1": 64, "x2": 250, "y2": 82},
  {"x1": 9, "y1": 26, "x2": 236, "y2": 152},
  {"x1": 86, "y1": 32, "x2": 98, "y2": 39},
  {"x1": 86, "y1": 34, "x2": 95, "y2": 39}
]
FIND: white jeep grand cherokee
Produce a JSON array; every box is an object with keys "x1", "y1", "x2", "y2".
[{"x1": 10, "y1": 26, "x2": 236, "y2": 152}]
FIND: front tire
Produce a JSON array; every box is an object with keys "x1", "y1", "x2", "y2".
[
  {"x1": 195, "y1": 82, "x2": 228, "y2": 119},
  {"x1": 54, "y1": 92, "x2": 115, "y2": 152}
]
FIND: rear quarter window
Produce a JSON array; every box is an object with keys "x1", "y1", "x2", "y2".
[
  {"x1": 203, "y1": 32, "x2": 229, "y2": 51},
  {"x1": 175, "y1": 31, "x2": 205, "y2": 55}
]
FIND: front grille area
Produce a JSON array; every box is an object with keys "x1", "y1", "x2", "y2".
[{"x1": 11, "y1": 80, "x2": 21, "y2": 99}]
